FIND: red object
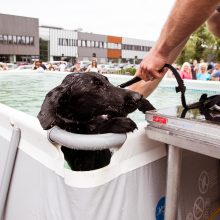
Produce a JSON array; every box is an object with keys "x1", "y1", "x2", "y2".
[{"x1": 153, "y1": 116, "x2": 168, "y2": 124}]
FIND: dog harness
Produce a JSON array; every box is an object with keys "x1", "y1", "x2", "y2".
[{"x1": 118, "y1": 64, "x2": 220, "y2": 122}]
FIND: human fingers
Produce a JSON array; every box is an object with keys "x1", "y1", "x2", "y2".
[
  {"x1": 138, "y1": 65, "x2": 162, "y2": 81},
  {"x1": 140, "y1": 62, "x2": 169, "y2": 80},
  {"x1": 135, "y1": 67, "x2": 152, "y2": 81}
]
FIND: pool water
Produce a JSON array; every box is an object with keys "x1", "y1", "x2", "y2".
[{"x1": 0, "y1": 72, "x2": 218, "y2": 123}]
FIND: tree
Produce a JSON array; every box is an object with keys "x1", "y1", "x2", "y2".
[{"x1": 176, "y1": 24, "x2": 219, "y2": 64}]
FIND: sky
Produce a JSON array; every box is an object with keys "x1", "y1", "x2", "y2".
[{"x1": 1, "y1": 0, "x2": 175, "y2": 41}]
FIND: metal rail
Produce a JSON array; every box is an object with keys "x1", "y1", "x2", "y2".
[
  {"x1": 48, "y1": 126, "x2": 127, "y2": 150},
  {"x1": 0, "y1": 127, "x2": 21, "y2": 220}
]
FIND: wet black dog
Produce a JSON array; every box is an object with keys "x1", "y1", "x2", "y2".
[{"x1": 38, "y1": 72, "x2": 155, "y2": 171}]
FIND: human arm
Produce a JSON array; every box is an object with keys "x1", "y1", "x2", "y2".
[
  {"x1": 137, "y1": 0, "x2": 220, "y2": 81},
  {"x1": 85, "y1": 65, "x2": 91, "y2": 72},
  {"x1": 206, "y1": 7, "x2": 220, "y2": 38},
  {"x1": 129, "y1": 0, "x2": 220, "y2": 97},
  {"x1": 128, "y1": 38, "x2": 188, "y2": 97}
]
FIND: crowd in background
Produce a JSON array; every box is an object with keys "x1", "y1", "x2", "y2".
[
  {"x1": 1, "y1": 58, "x2": 220, "y2": 82},
  {"x1": 166, "y1": 59, "x2": 220, "y2": 81},
  {"x1": 0, "y1": 58, "x2": 101, "y2": 73}
]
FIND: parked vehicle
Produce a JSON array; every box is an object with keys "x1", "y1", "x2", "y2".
[{"x1": 14, "y1": 65, "x2": 33, "y2": 71}]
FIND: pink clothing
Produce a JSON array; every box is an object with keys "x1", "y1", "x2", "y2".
[{"x1": 180, "y1": 70, "x2": 192, "y2": 79}]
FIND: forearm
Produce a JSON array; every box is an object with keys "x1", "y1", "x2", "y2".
[
  {"x1": 207, "y1": 9, "x2": 220, "y2": 38},
  {"x1": 128, "y1": 78, "x2": 162, "y2": 98},
  {"x1": 155, "y1": 0, "x2": 220, "y2": 57}
]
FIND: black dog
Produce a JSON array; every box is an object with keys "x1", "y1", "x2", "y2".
[{"x1": 38, "y1": 72, "x2": 155, "y2": 171}]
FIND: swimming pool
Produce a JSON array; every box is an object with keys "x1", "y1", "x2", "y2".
[{"x1": 0, "y1": 71, "x2": 219, "y2": 123}]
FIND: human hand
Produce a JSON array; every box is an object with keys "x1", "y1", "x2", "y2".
[{"x1": 135, "y1": 50, "x2": 168, "y2": 81}]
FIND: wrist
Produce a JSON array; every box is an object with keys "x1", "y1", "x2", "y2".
[{"x1": 152, "y1": 40, "x2": 172, "y2": 58}]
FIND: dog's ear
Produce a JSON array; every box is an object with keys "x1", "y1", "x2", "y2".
[
  {"x1": 37, "y1": 85, "x2": 70, "y2": 129},
  {"x1": 38, "y1": 73, "x2": 79, "y2": 129}
]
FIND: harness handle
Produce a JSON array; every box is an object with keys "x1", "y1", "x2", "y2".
[{"x1": 118, "y1": 64, "x2": 188, "y2": 109}]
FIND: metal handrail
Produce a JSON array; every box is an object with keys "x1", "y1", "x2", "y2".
[
  {"x1": 47, "y1": 126, "x2": 127, "y2": 150},
  {"x1": 0, "y1": 127, "x2": 21, "y2": 220}
]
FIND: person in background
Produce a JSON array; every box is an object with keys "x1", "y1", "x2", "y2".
[
  {"x1": 0, "y1": 63, "x2": 3, "y2": 71},
  {"x1": 47, "y1": 63, "x2": 55, "y2": 71},
  {"x1": 211, "y1": 62, "x2": 220, "y2": 80},
  {"x1": 128, "y1": 0, "x2": 220, "y2": 97},
  {"x1": 85, "y1": 59, "x2": 101, "y2": 73},
  {"x1": 1, "y1": 63, "x2": 8, "y2": 71},
  {"x1": 180, "y1": 62, "x2": 192, "y2": 79},
  {"x1": 70, "y1": 60, "x2": 84, "y2": 73},
  {"x1": 196, "y1": 63, "x2": 211, "y2": 80},
  {"x1": 165, "y1": 63, "x2": 180, "y2": 78},
  {"x1": 59, "y1": 61, "x2": 66, "y2": 72},
  {"x1": 191, "y1": 60, "x2": 198, "y2": 80},
  {"x1": 33, "y1": 60, "x2": 45, "y2": 72},
  {"x1": 39, "y1": 60, "x2": 47, "y2": 70}
]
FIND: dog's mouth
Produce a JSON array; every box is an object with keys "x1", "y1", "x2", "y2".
[
  {"x1": 105, "y1": 102, "x2": 138, "y2": 117},
  {"x1": 104, "y1": 105, "x2": 127, "y2": 117}
]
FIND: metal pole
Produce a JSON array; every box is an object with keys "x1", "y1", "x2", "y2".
[
  {"x1": 0, "y1": 128, "x2": 21, "y2": 220},
  {"x1": 164, "y1": 145, "x2": 182, "y2": 220}
]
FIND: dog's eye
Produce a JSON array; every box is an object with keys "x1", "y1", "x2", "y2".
[{"x1": 94, "y1": 80, "x2": 103, "y2": 86}]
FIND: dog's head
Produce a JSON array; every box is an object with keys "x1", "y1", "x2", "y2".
[{"x1": 38, "y1": 72, "x2": 154, "y2": 129}]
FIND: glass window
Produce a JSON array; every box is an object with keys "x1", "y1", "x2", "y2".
[
  {"x1": 13, "y1": 36, "x2": 17, "y2": 44},
  {"x1": 3, "y1": 35, "x2": 8, "y2": 44},
  {"x1": 8, "y1": 35, "x2": 13, "y2": 44},
  {"x1": 87, "y1": 40, "x2": 91, "y2": 47},
  {"x1": 99, "y1": 41, "x2": 104, "y2": 48},
  {"x1": 0, "y1": 35, "x2": 3, "y2": 44},
  {"x1": 95, "y1": 41, "x2": 99, "y2": 48},
  {"x1": 63, "y1": 39, "x2": 68, "y2": 46},
  {"x1": 21, "y1": 36, "x2": 26, "y2": 45},
  {"x1": 104, "y1": 42, "x2": 107, "y2": 48},
  {"x1": 78, "y1": 40, "x2": 81, "y2": 47},
  {"x1": 58, "y1": 38, "x2": 62, "y2": 45},
  {"x1": 71, "y1": 39, "x2": 74, "y2": 46},
  {"x1": 91, "y1": 41, "x2": 94, "y2": 47},
  {"x1": 25, "y1": 36, "x2": 30, "y2": 45},
  {"x1": 30, "y1": 37, "x2": 34, "y2": 45},
  {"x1": 17, "y1": 36, "x2": 22, "y2": 44},
  {"x1": 82, "y1": 40, "x2": 86, "y2": 47}
]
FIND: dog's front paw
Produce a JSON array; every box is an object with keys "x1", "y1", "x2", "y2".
[{"x1": 100, "y1": 117, "x2": 137, "y2": 133}]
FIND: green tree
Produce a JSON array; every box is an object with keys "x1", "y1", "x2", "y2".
[{"x1": 176, "y1": 24, "x2": 219, "y2": 64}]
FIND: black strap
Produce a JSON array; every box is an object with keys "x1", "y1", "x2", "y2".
[
  {"x1": 118, "y1": 63, "x2": 220, "y2": 122},
  {"x1": 118, "y1": 76, "x2": 142, "y2": 88},
  {"x1": 163, "y1": 64, "x2": 187, "y2": 109}
]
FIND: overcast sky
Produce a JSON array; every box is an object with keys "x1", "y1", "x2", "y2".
[{"x1": 1, "y1": 0, "x2": 175, "y2": 41}]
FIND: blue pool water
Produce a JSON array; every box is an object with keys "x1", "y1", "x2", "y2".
[{"x1": 0, "y1": 72, "x2": 218, "y2": 123}]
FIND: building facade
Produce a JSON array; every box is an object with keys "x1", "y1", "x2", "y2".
[
  {"x1": 39, "y1": 26, "x2": 154, "y2": 64},
  {"x1": 0, "y1": 13, "x2": 155, "y2": 64},
  {"x1": 0, "y1": 13, "x2": 39, "y2": 63},
  {"x1": 122, "y1": 37, "x2": 154, "y2": 63},
  {"x1": 39, "y1": 26, "x2": 78, "y2": 63},
  {"x1": 78, "y1": 32, "x2": 107, "y2": 63}
]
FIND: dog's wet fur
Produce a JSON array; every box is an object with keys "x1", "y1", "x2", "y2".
[{"x1": 38, "y1": 72, "x2": 155, "y2": 171}]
